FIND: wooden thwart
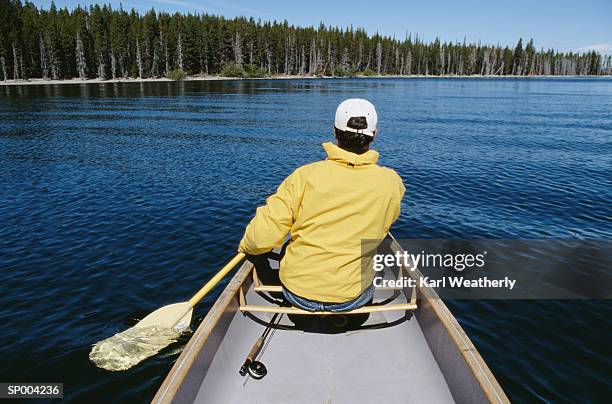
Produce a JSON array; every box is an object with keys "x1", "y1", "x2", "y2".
[
  {"x1": 239, "y1": 302, "x2": 417, "y2": 315},
  {"x1": 253, "y1": 284, "x2": 403, "y2": 292},
  {"x1": 253, "y1": 284, "x2": 282, "y2": 292}
]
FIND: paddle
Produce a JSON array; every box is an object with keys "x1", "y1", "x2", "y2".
[
  {"x1": 90, "y1": 252, "x2": 246, "y2": 371},
  {"x1": 135, "y1": 252, "x2": 247, "y2": 331}
]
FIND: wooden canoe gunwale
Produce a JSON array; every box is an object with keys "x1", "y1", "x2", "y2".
[
  {"x1": 153, "y1": 260, "x2": 254, "y2": 404},
  {"x1": 389, "y1": 236, "x2": 509, "y2": 404},
  {"x1": 154, "y1": 238, "x2": 509, "y2": 404}
]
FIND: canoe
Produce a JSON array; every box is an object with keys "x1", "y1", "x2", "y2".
[{"x1": 153, "y1": 235, "x2": 509, "y2": 403}]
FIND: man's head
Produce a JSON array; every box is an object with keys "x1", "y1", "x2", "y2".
[{"x1": 334, "y1": 99, "x2": 378, "y2": 154}]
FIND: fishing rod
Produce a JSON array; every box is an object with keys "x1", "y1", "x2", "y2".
[{"x1": 239, "y1": 313, "x2": 281, "y2": 379}]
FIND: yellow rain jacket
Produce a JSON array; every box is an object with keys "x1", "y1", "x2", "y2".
[{"x1": 239, "y1": 142, "x2": 405, "y2": 302}]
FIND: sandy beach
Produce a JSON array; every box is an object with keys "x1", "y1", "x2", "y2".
[
  {"x1": 0, "y1": 74, "x2": 329, "y2": 86},
  {"x1": 0, "y1": 75, "x2": 240, "y2": 86},
  {"x1": 2, "y1": 74, "x2": 606, "y2": 86}
]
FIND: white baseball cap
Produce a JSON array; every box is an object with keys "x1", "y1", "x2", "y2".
[{"x1": 334, "y1": 98, "x2": 378, "y2": 137}]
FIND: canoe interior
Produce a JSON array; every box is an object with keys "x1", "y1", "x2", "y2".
[{"x1": 154, "y1": 238, "x2": 508, "y2": 404}]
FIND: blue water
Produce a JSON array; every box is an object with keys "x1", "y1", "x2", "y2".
[{"x1": 1, "y1": 78, "x2": 610, "y2": 402}]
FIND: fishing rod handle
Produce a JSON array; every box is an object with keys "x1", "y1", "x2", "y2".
[{"x1": 246, "y1": 336, "x2": 264, "y2": 361}]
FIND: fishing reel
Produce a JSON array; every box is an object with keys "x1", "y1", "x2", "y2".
[
  {"x1": 239, "y1": 359, "x2": 267, "y2": 379},
  {"x1": 239, "y1": 313, "x2": 280, "y2": 380}
]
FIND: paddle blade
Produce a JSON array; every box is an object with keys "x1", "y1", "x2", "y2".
[
  {"x1": 90, "y1": 325, "x2": 181, "y2": 371},
  {"x1": 136, "y1": 302, "x2": 193, "y2": 331},
  {"x1": 89, "y1": 302, "x2": 193, "y2": 371}
]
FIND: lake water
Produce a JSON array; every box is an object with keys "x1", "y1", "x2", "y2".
[{"x1": 1, "y1": 78, "x2": 610, "y2": 402}]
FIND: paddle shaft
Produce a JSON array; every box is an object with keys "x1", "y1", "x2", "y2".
[
  {"x1": 167, "y1": 253, "x2": 245, "y2": 326},
  {"x1": 188, "y1": 252, "x2": 246, "y2": 307},
  {"x1": 169, "y1": 253, "x2": 245, "y2": 329}
]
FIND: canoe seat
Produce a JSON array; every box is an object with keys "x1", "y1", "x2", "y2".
[{"x1": 240, "y1": 269, "x2": 417, "y2": 315}]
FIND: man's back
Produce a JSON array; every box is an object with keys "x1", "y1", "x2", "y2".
[{"x1": 239, "y1": 142, "x2": 405, "y2": 302}]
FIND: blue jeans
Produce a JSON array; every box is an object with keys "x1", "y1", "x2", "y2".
[{"x1": 282, "y1": 284, "x2": 375, "y2": 312}]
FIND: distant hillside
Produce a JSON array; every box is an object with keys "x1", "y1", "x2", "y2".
[{"x1": 1, "y1": 1, "x2": 610, "y2": 81}]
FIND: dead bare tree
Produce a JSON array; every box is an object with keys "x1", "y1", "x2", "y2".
[
  {"x1": 75, "y1": 34, "x2": 87, "y2": 80},
  {"x1": 405, "y1": 50, "x2": 412, "y2": 75},
  {"x1": 176, "y1": 33, "x2": 184, "y2": 70},
  {"x1": 160, "y1": 24, "x2": 169, "y2": 76},
  {"x1": 19, "y1": 53, "x2": 25, "y2": 80},
  {"x1": 299, "y1": 45, "x2": 306, "y2": 75},
  {"x1": 481, "y1": 48, "x2": 490, "y2": 75},
  {"x1": 12, "y1": 42, "x2": 19, "y2": 80},
  {"x1": 376, "y1": 41, "x2": 382, "y2": 74},
  {"x1": 234, "y1": 32, "x2": 243, "y2": 67},
  {"x1": 309, "y1": 38, "x2": 317, "y2": 74},
  {"x1": 48, "y1": 42, "x2": 59, "y2": 80},
  {"x1": 1, "y1": 57, "x2": 6, "y2": 81},
  {"x1": 395, "y1": 46, "x2": 400, "y2": 74},
  {"x1": 39, "y1": 34, "x2": 49, "y2": 80},
  {"x1": 356, "y1": 40, "x2": 363, "y2": 71},
  {"x1": 136, "y1": 38, "x2": 143, "y2": 78},
  {"x1": 97, "y1": 52, "x2": 106, "y2": 80},
  {"x1": 150, "y1": 49, "x2": 159, "y2": 77},
  {"x1": 110, "y1": 48, "x2": 117, "y2": 79},
  {"x1": 326, "y1": 40, "x2": 335, "y2": 75},
  {"x1": 284, "y1": 33, "x2": 293, "y2": 74},
  {"x1": 468, "y1": 47, "x2": 476, "y2": 74},
  {"x1": 340, "y1": 48, "x2": 350, "y2": 73},
  {"x1": 264, "y1": 40, "x2": 272, "y2": 74}
]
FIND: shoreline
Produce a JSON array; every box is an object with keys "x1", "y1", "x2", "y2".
[{"x1": 1, "y1": 74, "x2": 610, "y2": 86}]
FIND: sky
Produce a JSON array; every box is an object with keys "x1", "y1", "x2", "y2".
[{"x1": 31, "y1": 0, "x2": 612, "y2": 54}]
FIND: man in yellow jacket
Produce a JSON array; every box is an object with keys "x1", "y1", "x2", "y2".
[{"x1": 239, "y1": 99, "x2": 405, "y2": 312}]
